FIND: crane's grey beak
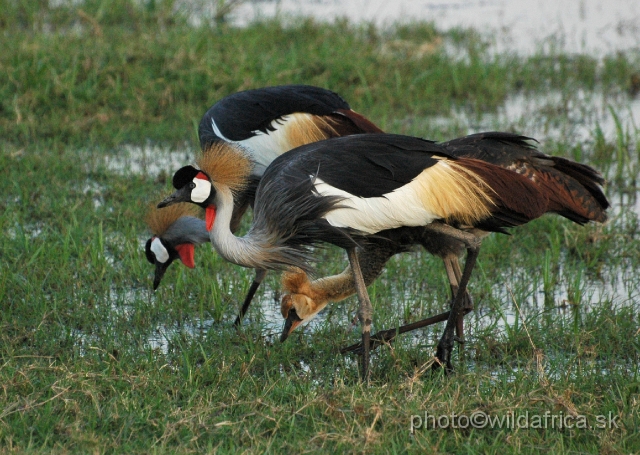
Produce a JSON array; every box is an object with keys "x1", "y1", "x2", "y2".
[
  {"x1": 280, "y1": 309, "x2": 303, "y2": 342},
  {"x1": 153, "y1": 260, "x2": 171, "y2": 290},
  {"x1": 157, "y1": 187, "x2": 191, "y2": 208}
]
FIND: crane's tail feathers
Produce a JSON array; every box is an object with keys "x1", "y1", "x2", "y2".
[
  {"x1": 440, "y1": 132, "x2": 609, "y2": 225},
  {"x1": 456, "y1": 158, "x2": 549, "y2": 231},
  {"x1": 545, "y1": 157, "x2": 609, "y2": 223}
]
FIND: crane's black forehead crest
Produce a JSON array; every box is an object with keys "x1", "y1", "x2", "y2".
[{"x1": 172, "y1": 165, "x2": 200, "y2": 189}]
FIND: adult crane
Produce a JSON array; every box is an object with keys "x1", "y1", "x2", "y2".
[
  {"x1": 156, "y1": 133, "x2": 555, "y2": 377},
  {"x1": 278, "y1": 132, "x2": 609, "y2": 354}
]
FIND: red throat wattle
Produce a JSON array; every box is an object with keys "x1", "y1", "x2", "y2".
[
  {"x1": 175, "y1": 243, "x2": 195, "y2": 268},
  {"x1": 205, "y1": 206, "x2": 216, "y2": 231}
]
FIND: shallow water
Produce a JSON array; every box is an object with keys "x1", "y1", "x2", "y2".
[
  {"x1": 462, "y1": 90, "x2": 640, "y2": 145},
  {"x1": 198, "y1": 0, "x2": 640, "y2": 56},
  {"x1": 103, "y1": 143, "x2": 193, "y2": 180},
  {"x1": 116, "y1": 241, "x2": 638, "y2": 362}
]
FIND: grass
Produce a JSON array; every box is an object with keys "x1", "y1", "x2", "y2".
[{"x1": 1, "y1": 0, "x2": 640, "y2": 453}]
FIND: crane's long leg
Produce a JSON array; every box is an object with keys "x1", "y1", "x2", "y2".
[
  {"x1": 233, "y1": 269, "x2": 267, "y2": 326},
  {"x1": 419, "y1": 223, "x2": 480, "y2": 344},
  {"x1": 341, "y1": 310, "x2": 450, "y2": 354},
  {"x1": 443, "y1": 256, "x2": 464, "y2": 340},
  {"x1": 435, "y1": 244, "x2": 480, "y2": 372},
  {"x1": 340, "y1": 302, "x2": 474, "y2": 354},
  {"x1": 443, "y1": 257, "x2": 459, "y2": 297},
  {"x1": 444, "y1": 256, "x2": 474, "y2": 341},
  {"x1": 347, "y1": 247, "x2": 373, "y2": 381},
  {"x1": 340, "y1": 223, "x2": 479, "y2": 356}
]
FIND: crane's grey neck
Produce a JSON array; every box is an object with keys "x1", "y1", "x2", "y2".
[
  {"x1": 163, "y1": 216, "x2": 210, "y2": 245},
  {"x1": 209, "y1": 185, "x2": 270, "y2": 269},
  {"x1": 209, "y1": 184, "x2": 312, "y2": 272}
]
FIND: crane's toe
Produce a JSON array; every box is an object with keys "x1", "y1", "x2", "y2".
[{"x1": 434, "y1": 326, "x2": 457, "y2": 373}]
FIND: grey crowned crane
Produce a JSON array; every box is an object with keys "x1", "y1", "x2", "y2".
[
  {"x1": 146, "y1": 84, "x2": 383, "y2": 323},
  {"x1": 278, "y1": 132, "x2": 610, "y2": 353},
  {"x1": 157, "y1": 133, "x2": 555, "y2": 377},
  {"x1": 144, "y1": 203, "x2": 208, "y2": 290}
]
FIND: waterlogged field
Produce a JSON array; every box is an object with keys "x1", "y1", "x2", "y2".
[{"x1": 1, "y1": 1, "x2": 639, "y2": 453}]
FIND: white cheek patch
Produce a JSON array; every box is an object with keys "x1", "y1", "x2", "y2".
[
  {"x1": 192, "y1": 178, "x2": 212, "y2": 203},
  {"x1": 150, "y1": 237, "x2": 170, "y2": 263}
]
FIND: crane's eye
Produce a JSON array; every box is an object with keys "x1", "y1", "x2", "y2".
[{"x1": 189, "y1": 182, "x2": 196, "y2": 189}]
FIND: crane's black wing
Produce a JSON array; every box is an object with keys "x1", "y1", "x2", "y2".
[
  {"x1": 263, "y1": 134, "x2": 449, "y2": 199},
  {"x1": 199, "y1": 85, "x2": 352, "y2": 148},
  {"x1": 439, "y1": 131, "x2": 541, "y2": 164}
]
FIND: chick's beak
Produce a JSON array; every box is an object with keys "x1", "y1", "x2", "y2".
[{"x1": 280, "y1": 308, "x2": 303, "y2": 342}]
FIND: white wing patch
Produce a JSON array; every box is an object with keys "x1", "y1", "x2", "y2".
[
  {"x1": 214, "y1": 114, "x2": 320, "y2": 176},
  {"x1": 210, "y1": 118, "x2": 232, "y2": 142},
  {"x1": 315, "y1": 159, "x2": 495, "y2": 234},
  {"x1": 314, "y1": 175, "x2": 440, "y2": 235}
]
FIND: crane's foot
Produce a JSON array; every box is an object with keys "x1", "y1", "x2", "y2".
[
  {"x1": 433, "y1": 328, "x2": 456, "y2": 374},
  {"x1": 433, "y1": 326, "x2": 467, "y2": 373}
]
